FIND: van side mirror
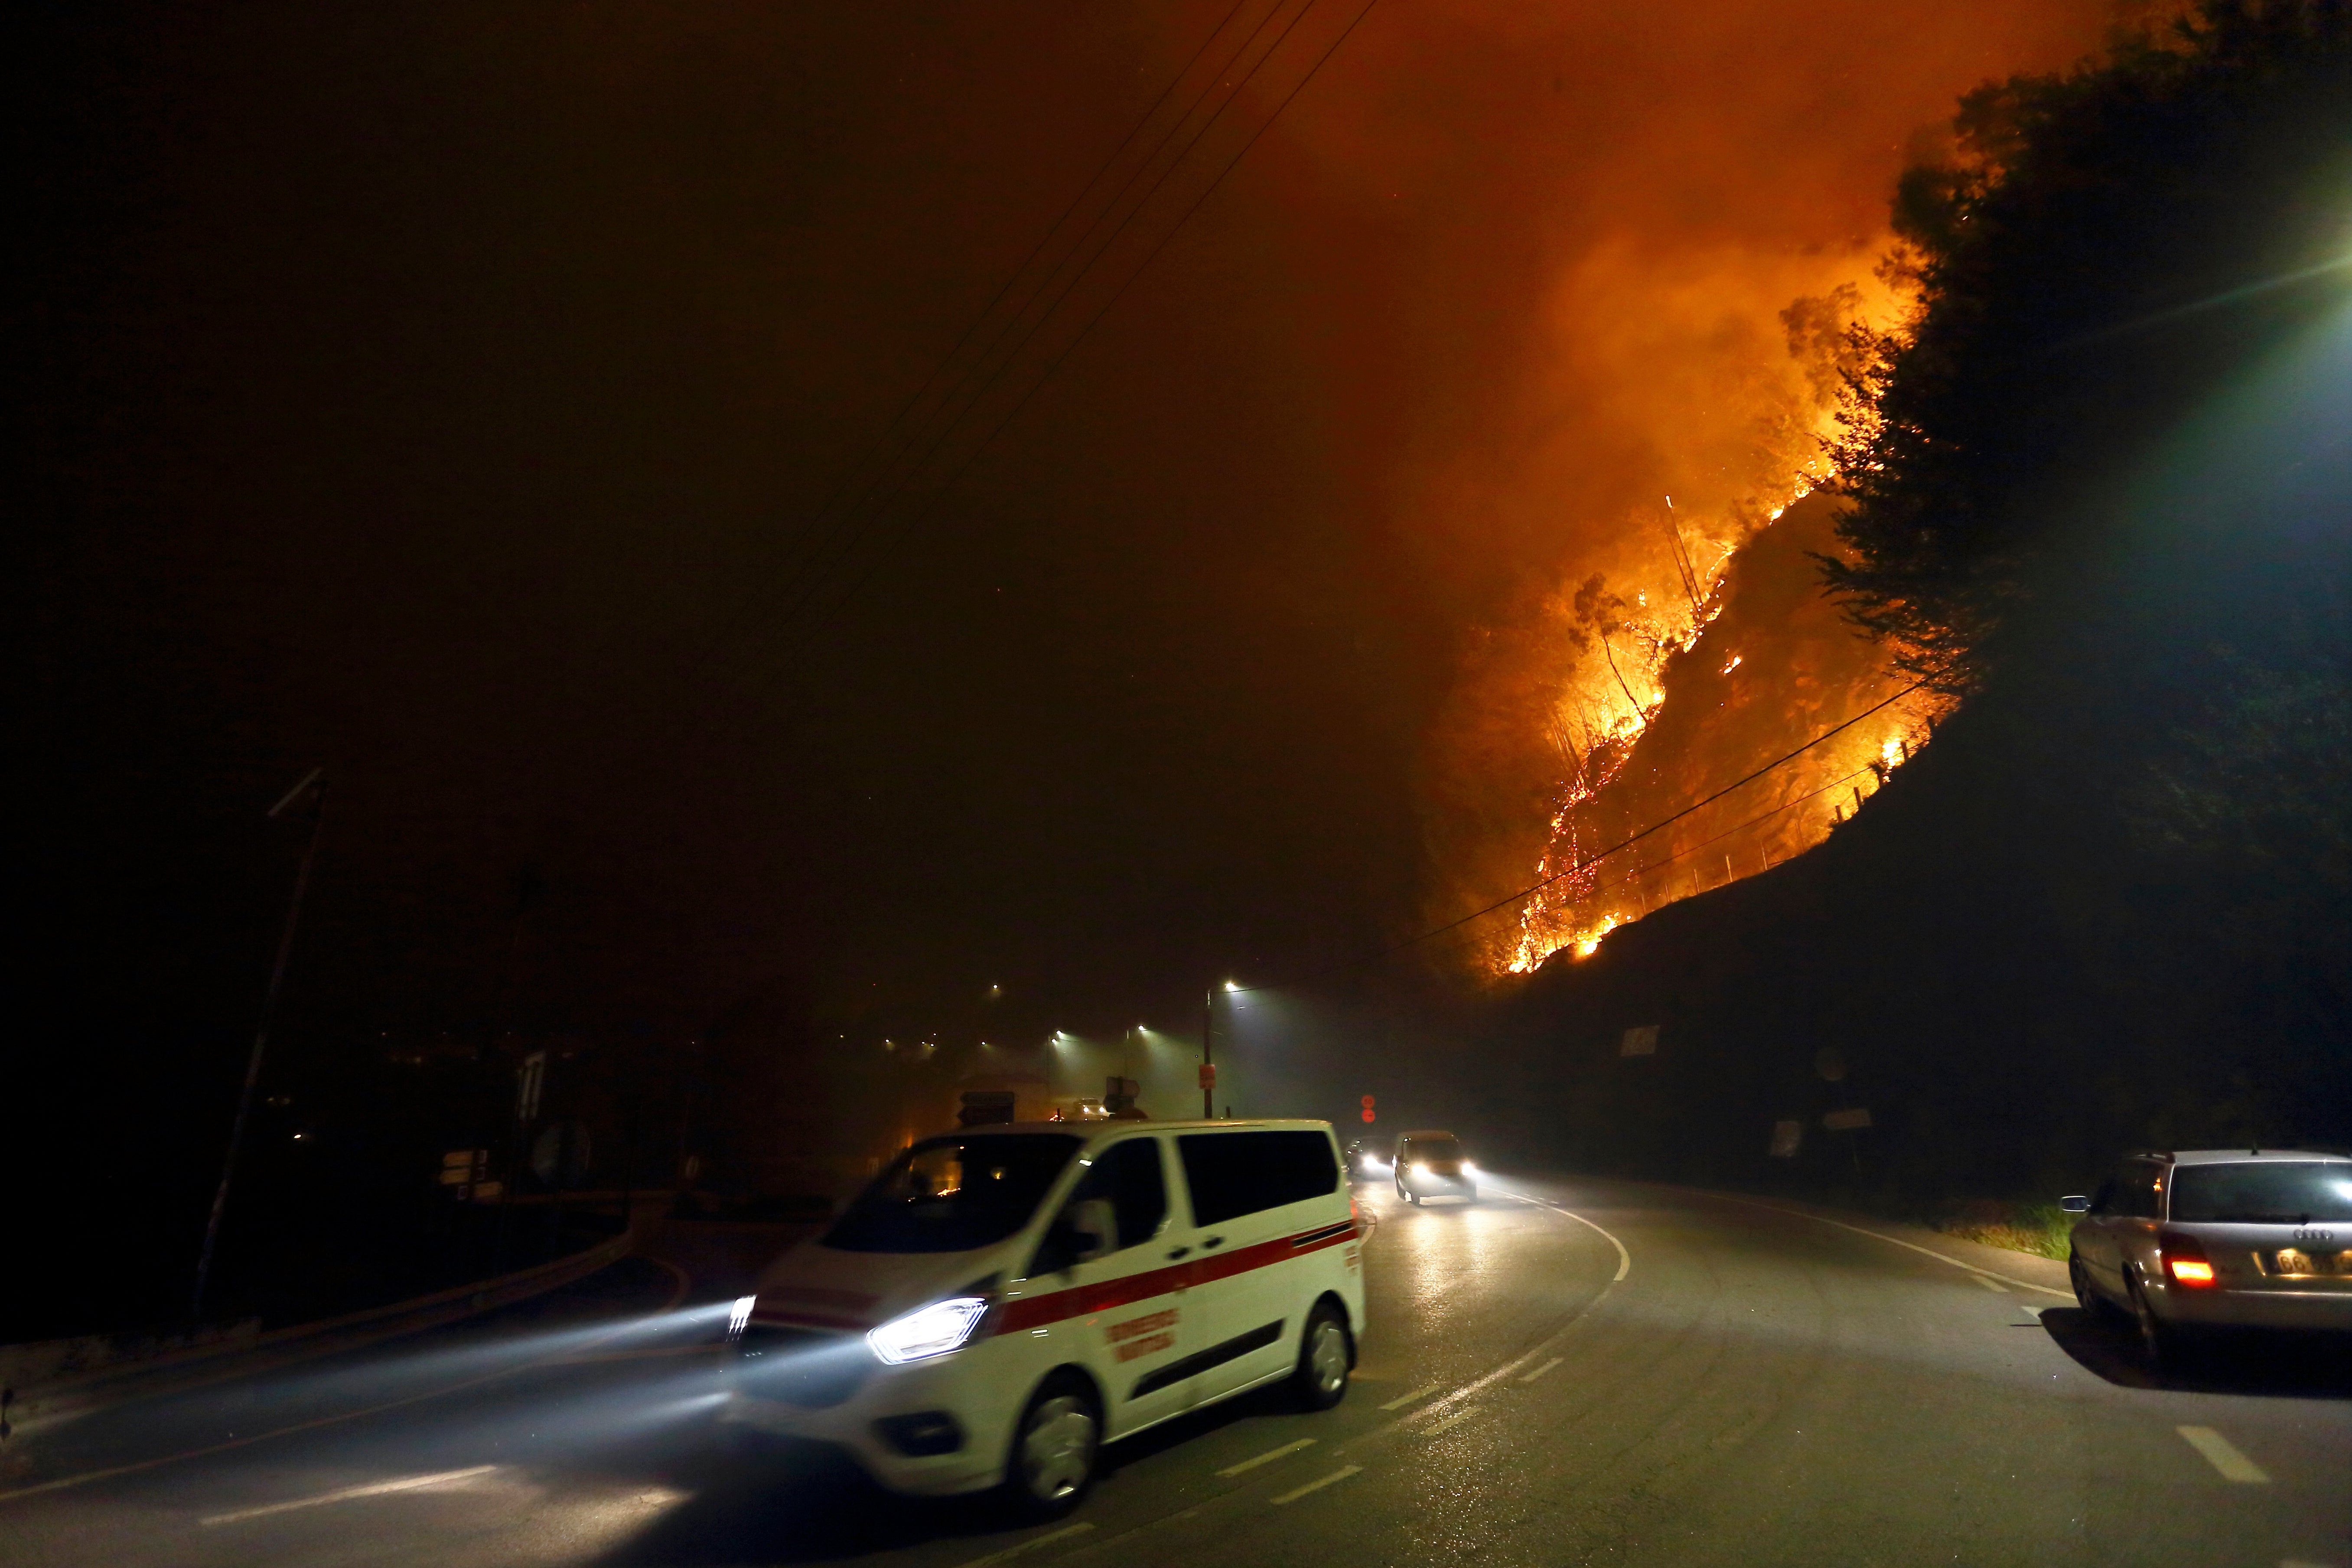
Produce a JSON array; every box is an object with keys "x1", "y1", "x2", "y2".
[
  {"x1": 1065, "y1": 1199, "x2": 1116, "y2": 1262},
  {"x1": 2058, "y1": 1195, "x2": 2091, "y2": 1213},
  {"x1": 1030, "y1": 1198, "x2": 1117, "y2": 1276}
]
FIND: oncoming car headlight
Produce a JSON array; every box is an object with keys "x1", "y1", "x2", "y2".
[{"x1": 867, "y1": 1295, "x2": 991, "y2": 1365}]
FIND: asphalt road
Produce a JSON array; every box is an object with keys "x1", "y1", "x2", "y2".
[{"x1": 4, "y1": 1174, "x2": 2346, "y2": 1568}]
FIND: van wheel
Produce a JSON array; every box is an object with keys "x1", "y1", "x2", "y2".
[
  {"x1": 1000, "y1": 1373, "x2": 1099, "y2": 1521},
  {"x1": 1291, "y1": 1303, "x2": 1352, "y2": 1411}
]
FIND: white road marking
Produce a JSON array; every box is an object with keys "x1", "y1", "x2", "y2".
[
  {"x1": 2176, "y1": 1425, "x2": 2270, "y2": 1483},
  {"x1": 1707, "y1": 1193, "x2": 2072, "y2": 1297},
  {"x1": 199, "y1": 1465, "x2": 499, "y2": 1525},
  {"x1": 1378, "y1": 1382, "x2": 1440, "y2": 1411},
  {"x1": 1269, "y1": 1465, "x2": 1362, "y2": 1505},
  {"x1": 1215, "y1": 1439, "x2": 1315, "y2": 1477},
  {"x1": 1970, "y1": 1274, "x2": 2008, "y2": 1292},
  {"x1": 1421, "y1": 1408, "x2": 1479, "y2": 1436},
  {"x1": 947, "y1": 1522, "x2": 1097, "y2": 1568},
  {"x1": 1518, "y1": 1356, "x2": 1564, "y2": 1383},
  {"x1": 1498, "y1": 1190, "x2": 1632, "y2": 1281}
]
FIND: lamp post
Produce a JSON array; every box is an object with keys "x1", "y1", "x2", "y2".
[
  {"x1": 1201, "y1": 980, "x2": 1238, "y2": 1120},
  {"x1": 1200, "y1": 988, "x2": 1215, "y2": 1119},
  {"x1": 192, "y1": 766, "x2": 327, "y2": 1323}
]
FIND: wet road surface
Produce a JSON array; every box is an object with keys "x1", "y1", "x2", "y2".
[{"x1": 3, "y1": 1175, "x2": 2345, "y2": 1568}]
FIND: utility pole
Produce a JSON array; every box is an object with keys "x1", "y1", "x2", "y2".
[{"x1": 192, "y1": 767, "x2": 327, "y2": 1323}]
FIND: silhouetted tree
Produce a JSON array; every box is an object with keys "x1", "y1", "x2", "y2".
[{"x1": 1822, "y1": 0, "x2": 2352, "y2": 686}]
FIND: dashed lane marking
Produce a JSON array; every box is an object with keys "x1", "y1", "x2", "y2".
[
  {"x1": 199, "y1": 1465, "x2": 499, "y2": 1526},
  {"x1": 1270, "y1": 1465, "x2": 1362, "y2": 1505},
  {"x1": 1377, "y1": 1383, "x2": 1440, "y2": 1412},
  {"x1": 1518, "y1": 1357, "x2": 1563, "y2": 1383},
  {"x1": 1420, "y1": 1408, "x2": 1478, "y2": 1437},
  {"x1": 947, "y1": 1522, "x2": 1097, "y2": 1568},
  {"x1": 1215, "y1": 1439, "x2": 1315, "y2": 1478},
  {"x1": 2176, "y1": 1425, "x2": 2270, "y2": 1483}
]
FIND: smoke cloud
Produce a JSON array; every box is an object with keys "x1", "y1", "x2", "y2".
[{"x1": 1190, "y1": 0, "x2": 2119, "y2": 968}]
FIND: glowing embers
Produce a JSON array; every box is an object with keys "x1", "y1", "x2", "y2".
[{"x1": 1573, "y1": 916, "x2": 1621, "y2": 959}]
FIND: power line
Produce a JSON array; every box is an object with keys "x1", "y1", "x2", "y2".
[
  {"x1": 1231, "y1": 673, "x2": 1934, "y2": 992},
  {"x1": 536, "y1": 1, "x2": 1358, "y2": 825},
  {"x1": 628, "y1": 0, "x2": 1268, "y2": 713},
  {"x1": 713, "y1": 0, "x2": 1384, "y2": 749}
]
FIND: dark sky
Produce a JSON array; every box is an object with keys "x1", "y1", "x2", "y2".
[{"x1": 26, "y1": 1, "x2": 2114, "y2": 1101}]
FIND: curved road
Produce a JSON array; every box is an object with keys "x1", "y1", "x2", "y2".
[{"x1": 3, "y1": 1175, "x2": 2345, "y2": 1568}]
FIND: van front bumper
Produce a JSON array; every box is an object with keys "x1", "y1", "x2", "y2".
[{"x1": 719, "y1": 1343, "x2": 1010, "y2": 1496}]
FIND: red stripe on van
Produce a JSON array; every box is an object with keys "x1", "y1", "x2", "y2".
[{"x1": 994, "y1": 1219, "x2": 1357, "y2": 1334}]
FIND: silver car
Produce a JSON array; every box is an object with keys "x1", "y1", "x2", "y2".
[
  {"x1": 1394, "y1": 1130, "x2": 1477, "y2": 1205},
  {"x1": 2062, "y1": 1147, "x2": 2352, "y2": 1363}
]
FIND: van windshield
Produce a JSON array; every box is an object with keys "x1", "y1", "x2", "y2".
[
  {"x1": 1410, "y1": 1138, "x2": 1463, "y2": 1161},
  {"x1": 823, "y1": 1134, "x2": 1082, "y2": 1254},
  {"x1": 2169, "y1": 1162, "x2": 2352, "y2": 1224}
]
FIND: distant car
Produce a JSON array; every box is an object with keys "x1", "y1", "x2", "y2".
[
  {"x1": 1394, "y1": 1129, "x2": 1476, "y2": 1205},
  {"x1": 2062, "y1": 1147, "x2": 2352, "y2": 1364},
  {"x1": 1343, "y1": 1140, "x2": 1368, "y2": 1180}
]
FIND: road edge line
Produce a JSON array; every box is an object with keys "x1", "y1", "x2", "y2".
[{"x1": 1704, "y1": 1193, "x2": 2072, "y2": 1298}]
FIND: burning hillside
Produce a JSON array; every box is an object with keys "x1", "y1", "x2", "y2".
[{"x1": 1500, "y1": 490, "x2": 1948, "y2": 973}]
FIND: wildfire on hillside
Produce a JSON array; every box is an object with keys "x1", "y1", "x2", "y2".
[
  {"x1": 1436, "y1": 280, "x2": 1951, "y2": 978},
  {"x1": 1500, "y1": 489, "x2": 1950, "y2": 975}
]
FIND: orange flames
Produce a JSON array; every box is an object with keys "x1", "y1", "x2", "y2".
[{"x1": 1479, "y1": 279, "x2": 1953, "y2": 976}]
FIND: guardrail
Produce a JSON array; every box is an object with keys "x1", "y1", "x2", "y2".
[{"x1": 1, "y1": 1194, "x2": 669, "y2": 1440}]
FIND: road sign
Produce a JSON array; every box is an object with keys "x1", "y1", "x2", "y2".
[
  {"x1": 1360, "y1": 1093, "x2": 1375, "y2": 1124},
  {"x1": 1198, "y1": 1062, "x2": 1217, "y2": 1090},
  {"x1": 1619, "y1": 1025, "x2": 1658, "y2": 1057},
  {"x1": 1822, "y1": 1107, "x2": 1873, "y2": 1132}
]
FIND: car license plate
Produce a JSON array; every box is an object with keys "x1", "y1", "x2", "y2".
[{"x1": 2261, "y1": 1248, "x2": 2347, "y2": 1278}]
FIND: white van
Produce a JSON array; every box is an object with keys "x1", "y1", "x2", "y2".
[{"x1": 721, "y1": 1118, "x2": 1364, "y2": 1516}]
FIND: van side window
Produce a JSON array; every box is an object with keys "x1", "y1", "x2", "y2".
[
  {"x1": 1177, "y1": 1131, "x2": 1339, "y2": 1226},
  {"x1": 1071, "y1": 1138, "x2": 1168, "y2": 1250}
]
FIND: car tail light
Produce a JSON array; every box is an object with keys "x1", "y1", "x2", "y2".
[{"x1": 2160, "y1": 1230, "x2": 2217, "y2": 1287}]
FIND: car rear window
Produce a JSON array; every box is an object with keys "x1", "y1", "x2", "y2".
[
  {"x1": 823, "y1": 1133, "x2": 1082, "y2": 1253},
  {"x1": 2168, "y1": 1162, "x2": 2352, "y2": 1224},
  {"x1": 1177, "y1": 1130, "x2": 1339, "y2": 1226}
]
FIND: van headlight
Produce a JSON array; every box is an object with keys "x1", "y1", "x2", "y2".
[
  {"x1": 867, "y1": 1296, "x2": 991, "y2": 1365},
  {"x1": 1462, "y1": 1161, "x2": 1479, "y2": 1176}
]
